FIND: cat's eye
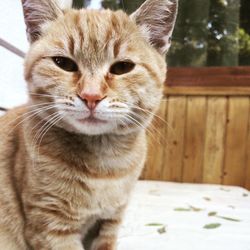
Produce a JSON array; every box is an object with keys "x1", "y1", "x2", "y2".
[
  {"x1": 52, "y1": 57, "x2": 78, "y2": 72},
  {"x1": 110, "y1": 61, "x2": 135, "y2": 75}
]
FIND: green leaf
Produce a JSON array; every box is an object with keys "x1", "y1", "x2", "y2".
[
  {"x1": 145, "y1": 223, "x2": 164, "y2": 227},
  {"x1": 208, "y1": 211, "x2": 217, "y2": 217},
  {"x1": 203, "y1": 223, "x2": 221, "y2": 229},
  {"x1": 174, "y1": 208, "x2": 191, "y2": 212},
  {"x1": 217, "y1": 216, "x2": 241, "y2": 222},
  {"x1": 157, "y1": 226, "x2": 167, "y2": 234}
]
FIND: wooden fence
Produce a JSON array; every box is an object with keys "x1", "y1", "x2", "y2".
[{"x1": 141, "y1": 67, "x2": 250, "y2": 190}]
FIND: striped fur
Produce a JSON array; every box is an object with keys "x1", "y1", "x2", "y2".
[{"x1": 0, "y1": 0, "x2": 177, "y2": 249}]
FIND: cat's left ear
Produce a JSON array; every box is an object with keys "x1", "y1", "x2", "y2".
[
  {"x1": 21, "y1": 0, "x2": 63, "y2": 43},
  {"x1": 131, "y1": 0, "x2": 178, "y2": 54}
]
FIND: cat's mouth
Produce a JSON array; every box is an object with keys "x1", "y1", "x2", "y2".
[{"x1": 77, "y1": 116, "x2": 107, "y2": 124}]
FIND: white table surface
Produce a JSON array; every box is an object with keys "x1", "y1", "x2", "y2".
[{"x1": 118, "y1": 181, "x2": 250, "y2": 250}]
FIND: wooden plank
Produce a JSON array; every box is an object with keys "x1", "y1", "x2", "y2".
[
  {"x1": 244, "y1": 98, "x2": 250, "y2": 190},
  {"x1": 223, "y1": 97, "x2": 250, "y2": 186},
  {"x1": 142, "y1": 99, "x2": 167, "y2": 180},
  {"x1": 203, "y1": 97, "x2": 227, "y2": 184},
  {"x1": 164, "y1": 86, "x2": 250, "y2": 96},
  {"x1": 182, "y1": 97, "x2": 207, "y2": 183},
  {"x1": 162, "y1": 97, "x2": 186, "y2": 182},
  {"x1": 166, "y1": 66, "x2": 250, "y2": 87}
]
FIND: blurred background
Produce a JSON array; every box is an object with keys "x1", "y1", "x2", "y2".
[{"x1": 0, "y1": 0, "x2": 249, "y2": 189}]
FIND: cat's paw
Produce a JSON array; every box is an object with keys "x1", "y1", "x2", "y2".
[{"x1": 90, "y1": 237, "x2": 116, "y2": 250}]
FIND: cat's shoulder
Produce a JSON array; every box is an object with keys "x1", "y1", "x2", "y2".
[{"x1": 0, "y1": 105, "x2": 28, "y2": 134}]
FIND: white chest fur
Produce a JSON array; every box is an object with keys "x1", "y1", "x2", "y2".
[{"x1": 84, "y1": 175, "x2": 135, "y2": 219}]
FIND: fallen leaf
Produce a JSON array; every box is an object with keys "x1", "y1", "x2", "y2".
[
  {"x1": 217, "y1": 216, "x2": 241, "y2": 222},
  {"x1": 243, "y1": 193, "x2": 249, "y2": 197},
  {"x1": 189, "y1": 205, "x2": 203, "y2": 212},
  {"x1": 203, "y1": 197, "x2": 211, "y2": 201},
  {"x1": 220, "y1": 187, "x2": 230, "y2": 192},
  {"x1": 157, "y1": 226, "x2": 167, "y2": 234},
  {"x1": 208, "y1": 212, "x2": 217, "y2": 217},
  {"x1": 145, "y1": 223, "x2": 164, "y2": 227},
  {"x1": 174, "y1": 208, "x2": 191, "y2": 212},
  {"x1": 203, "y1": 223, "x2": 221, "y2": 229}
]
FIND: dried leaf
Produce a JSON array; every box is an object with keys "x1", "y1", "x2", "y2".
[
  {"x1": 217, "y1": 216, "x2": 241, "y2": 222},
  {"x1": 145, "y1": 223, "x2": 164, "y2": 227},
  {"x1": 243, "y1": 193, "x2": 249, "y2": 197},
  {"x1": 189, "y1": 206, "x2": 203, "y2": 212},
  {"x1": 208, "y1": 211, "x2": 217, "y2": 217},
  {"x1": 203, "y1": 223, "x2": 221, "y2": 229},
  {"x1": 174, "y1": 208, "x2": 191, "y2": 212},
  {"x1": 157, "y1": 226, "x2": 167, "y2": 234},
  {"x1": 203, "y1": 197, "x2": 211, "y2": 201}
]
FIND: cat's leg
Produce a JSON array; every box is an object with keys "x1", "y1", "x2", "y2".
[
  {"x1": 0, "y1": 229, "x2": 27, "y2": 250},
  {"x1": 24, "y1": 212, "x2": 84, "y2": 250},
  {"x1": 90, "y1": 208, "x2": 125, "y2": 250},
  {"x1": 25, "y1": 225, "x2": 84, "y2": 250}
]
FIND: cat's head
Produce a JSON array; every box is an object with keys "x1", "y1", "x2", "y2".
[{"x1": 22, "y1": 0, "x2": 178, "y2": 135}]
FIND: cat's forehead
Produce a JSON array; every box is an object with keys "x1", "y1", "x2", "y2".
[{"x1": 45, "y1": 9, "x2": 140, "y2": 64}]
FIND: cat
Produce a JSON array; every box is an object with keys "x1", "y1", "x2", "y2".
[{"x1": 0, "y1": 0, "x2": 178, "y2": 249}]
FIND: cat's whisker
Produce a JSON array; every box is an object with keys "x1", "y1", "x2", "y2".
[
  {"x1": 122, "y1": 102, "x2": 175, "y2": 135},
  {"x1": 4, "y1": 104, "x2": 61, "y2": 136},
  {"x1": 36, "y1": 113, "x2": 65, "y2": 161},
  {"x1": 31, "y1": 112, "x2": 64, "y2": 169},
  {"x1": 28, "y1": 92, "x2": 66, "y2": 100},
  {"x1": 109, "y1": 104, "x2": 165, "y2": 139},
  {"x1": 30, "y1": 109, "x2": 63, "y2": 136},
  {"x1": 131, "y1": 113, "x2": 165, "y2": 144},
  {"x1": 3, "y1": 103, "x2": 53, "y2": 128},
  {"x1": 31, "y1": 112, "x2": 62, "y2": 150},
  {"x1": 17, "y1": 104, "x2": 61, "y2": 125},
  {"x1": 30, "y1": 115, "x2": 53, "y2": 168},
  {"x1": 128, "y1": 110, "x2": 165, "y2": 141},
  {"x1": 123, "y1": 114, "x2": 155, "y2": 140},
  {"x1": 121, "y1": 113, "x2": 163, "y2": 146},
  {"x1": 24, "y1": 102, "x2": 56, "y2": 109},
  {"x1": 126, "y1": 104, "x2": 168, "y2": 125}
]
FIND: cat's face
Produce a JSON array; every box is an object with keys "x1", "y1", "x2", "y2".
[{"x1": 22, "y1": 0, "x2": 178, "y2": 135}]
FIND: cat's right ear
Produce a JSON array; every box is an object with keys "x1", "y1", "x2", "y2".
[{"x1": 21, "y1": 0, "x2": 62, "y2": 43}]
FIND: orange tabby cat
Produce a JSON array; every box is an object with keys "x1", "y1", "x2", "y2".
[{"x1": 0, "y1": 0, "x2": 177, "y2": 249}]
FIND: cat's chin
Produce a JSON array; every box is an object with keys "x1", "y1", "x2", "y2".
[
  {"x1": 77, "y1": 117, "x2": 108, "y2": 125},
  {"x1": 55, "y1": 115, "x2": 143, "y2": 136},
  {"x1": 56, "y1": 115, "x2": 115, "y2": 136}
]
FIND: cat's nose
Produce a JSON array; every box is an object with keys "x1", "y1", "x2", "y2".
[{"x1": 78, "y1": 93, "x2": 106, "y2": 110}]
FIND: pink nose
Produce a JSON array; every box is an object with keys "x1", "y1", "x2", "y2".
[{"x1": 78, "y1": 93, "x2": 105, "y2": 110}]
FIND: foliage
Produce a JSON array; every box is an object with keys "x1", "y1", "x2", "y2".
[
  {"x1": 238, "y1": 28, "x2": 250, "y2": 65},
  {"x1": 101, "y1": 0, "x2": 120, "y2": 10},
  {"x1": 72, "y1": 0, "x2": 85, "y2": 8}
]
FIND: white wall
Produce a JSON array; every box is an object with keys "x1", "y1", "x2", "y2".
[
  {"x1": 0, "y1": 1, "x2": 28, "y2": 109},
  {"x1": 0, "y1": 0, "x2": 75, "y2": 109}
]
